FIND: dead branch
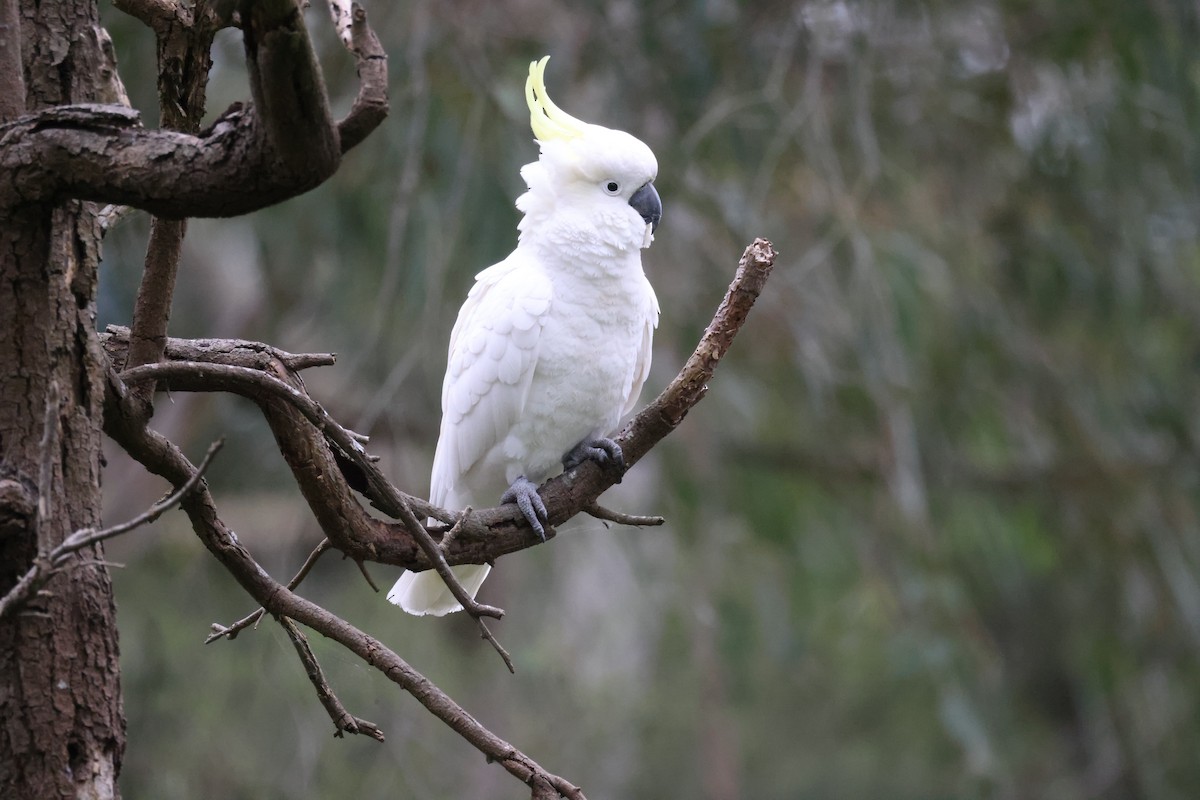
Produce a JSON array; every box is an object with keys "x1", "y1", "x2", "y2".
[
  {"x1": 100, "y1": 239, "x2": 775, "y2": 796},
  {"x1": 101, "y1": 239, "x2": 778, "y2": 576},
  {"x1": 583, "y1": 503, "x2": 665, "y2": 528},
  {"x1": 206, "y1": 538, "x2": 333, "y2": 643},
  {"x1": 101, "y1": 418, "x2": 587, "y2": 799},
  {"x1": 0, "y1": 439, "x2": 222, "y2": 621},
  {"x1": 328, "y1": 0, "x2": 388, "y2": 153},
  {"x1": 278, "y1": 616, "x2": 385, "y2": 741}
]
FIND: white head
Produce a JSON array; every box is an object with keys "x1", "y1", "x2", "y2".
[{"x1": 516, "y1": 57, "x2": 662, "y2": 257}]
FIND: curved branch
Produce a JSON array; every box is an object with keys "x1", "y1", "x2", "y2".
[
  {"x1": 329, "y1": 0, "x2": 388, "y2": 153},
  {"x1": 0, "y1": 0, "x2": 387, "y2": 216},
  {"x1": 103, "y1": 239, "x2": 778, "y2": 571}
]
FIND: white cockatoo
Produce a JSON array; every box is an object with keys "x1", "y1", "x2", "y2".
[{"x1": 387, "y1": 56, "x2": 662, "y2": 616}]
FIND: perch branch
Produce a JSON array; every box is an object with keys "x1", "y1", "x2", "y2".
[{"x1": 102, "y1": 239, "x2": 778, "y2": 573}]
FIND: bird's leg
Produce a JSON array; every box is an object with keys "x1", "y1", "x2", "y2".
[
  {"x1": 562, "y1": 435, "x2": 626, "y2": 476},
  {"x1": 500, "y1": 476, "x2": 549, "y2": 542}
]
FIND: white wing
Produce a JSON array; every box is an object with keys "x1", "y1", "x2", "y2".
[
  {"x1": 431, "y1": 253, "x2": 553, "y2": 506},
  {"x1": 620, "y1": 278, "x2": 660, "y2": 417},
  {"x1": 389, "y1": 253, "x2": 552, "y2": 616}
]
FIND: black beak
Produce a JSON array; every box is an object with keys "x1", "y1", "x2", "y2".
[{"x1": 629, "y1": 181, "x2": 662, "y2": 232}]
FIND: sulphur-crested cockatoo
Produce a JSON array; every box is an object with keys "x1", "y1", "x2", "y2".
[{"x1": 387, "y1": 56, "x2": 662, "y2": 616}]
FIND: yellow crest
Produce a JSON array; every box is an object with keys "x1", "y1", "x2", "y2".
[{"x1": 525, "y1": 56, "x2": 589, "y2": 142}]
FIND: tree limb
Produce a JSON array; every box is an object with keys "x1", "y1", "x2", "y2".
[
  {"x1": 0, "y1": 0, "x2": 387, "y2": 216},
  {"x1": 328, "y1": 0, "x2": 388, "y2": 154},
  {"x1": 101, "y1": 417, "x2": 586, "y2": 799},
  {"x1": 278, "y1": 615, "x2": 385, "y2": 741},
  {"x1": 0, "y1": 439, "x2": 222, "y2": 621},
  {"x1": 103, "y1": 239, "x2": 779, "y2": 574},
  {"x1": 206, "y1": 537, "x2": 333, "y2": 643}
]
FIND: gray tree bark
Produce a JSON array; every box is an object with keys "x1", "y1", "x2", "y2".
[{"x1": 0, "y1": 1, "x2": 125, "y2": 798}]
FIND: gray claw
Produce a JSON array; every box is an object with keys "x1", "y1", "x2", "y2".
[
  {"x1": 562, "y1": 435, "x2": 625, "y2": 475},
  {"x1": 500, "y1": 476, "x2": 548, "y2": 541}
]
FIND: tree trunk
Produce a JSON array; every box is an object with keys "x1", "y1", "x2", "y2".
[{"x1": 0, "y1": 1, "x2": 125, "y2": 797}]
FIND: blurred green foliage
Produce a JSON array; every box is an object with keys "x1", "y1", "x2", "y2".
[{"x1": 97, "y1": 1, "x2": 1200, "y2": 798}]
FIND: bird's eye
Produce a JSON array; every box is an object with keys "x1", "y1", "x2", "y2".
[{"x1": 604, "y1": 181, "x2": 621, "y2": 195}]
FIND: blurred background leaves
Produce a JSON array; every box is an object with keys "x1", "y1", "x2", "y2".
[{"x1": 97, "y1": 1, "x2": 1200, "y2": 798}]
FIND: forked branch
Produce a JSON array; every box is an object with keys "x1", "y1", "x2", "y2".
[{"x1": 106, "y1": 239, "x2": 779, "y2": 574}]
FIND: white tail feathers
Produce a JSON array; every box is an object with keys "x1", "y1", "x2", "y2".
[{"x1": 387, "y1": 564, "x2": 493, "y2": 617}]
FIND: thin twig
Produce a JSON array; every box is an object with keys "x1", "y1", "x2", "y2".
[
  {"x1": 438, "y1": 506, "x2": 472, "y2": 554},
  {"x1": 351, "y1": 557, "x2": 379, "y2": 592},
  {"x1": 278, "y1": 616, "x2": 385, "y2": 741},
  {"x1": 477, "y1": 618, "x2": 516, "y2": 674},
  {"x1": 0, "y1": 439, "x2": 223, "y2": 622},
  {"x1": 392, "y1": 498, "x2": 507, "y2": 622},
  {"x1": 393, "y1": 501, "x2": 517, "y2": 671},
  {"x1": 583, "y1": 503, "x2": 665, "y2": 528},
  {"x1": 60, "y1": 439, "x2": 221, "y2": 554},
  {"x1": 206, "y1": 538, "x2": 333, "y2": 643}
]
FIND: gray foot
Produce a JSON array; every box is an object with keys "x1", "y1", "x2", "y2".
[
  {"x1": 562, "y1": 435, "x2": 625, "y2": 475},
  {"x1": 501, "y1": 476, "x2": 548, "y2": 541}
]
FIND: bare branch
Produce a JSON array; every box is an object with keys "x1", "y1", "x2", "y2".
[
  {"x1": 120, "y1": 360, "x2": 356, "y2": 443},
  {"x1": 101, "y1": 419, "x2": 588, "y2": 798},
  {"x1": 351, "y1": 556, "x2": 379, "y2": 591},
  {"x1": 0, "y1": 439, "x2": 222, "y2": 621},
  {"x1": 583, "y1": 503, "x2": 665, "y2": 528},
  {"x1": 125, "y1": 218, "x2": 186, "y2": 415},
  {"x1": 206, "y1": 537, "x2": 332, "y2": 643},
  {"x1": 102, "y1": 240, "x2": 779, "y2": 576},
  {"x1": 102, "y1": 325, "x2": 335, "y2": 373},
  {"x1": 438, "y1": 506, "x2": 472, "y2": 554},
  {"x1": 328, "y1": 0, "x2": 388, "y2": 153},
  {"x1": 61, "y1": 440, "x2": 223, "y2": 554},
  {"x1": 390, "y1": 495, "x2": 515, "y2": 670},
  {"x1": 391, "y1": 495, "x2": 503, "y2": 619},
  {"x1": 278, "y1": 615, "x2": 385, "y2": 741},
  {"x1": 0, "y1": 0, "x2": 373, "y2": 217}
]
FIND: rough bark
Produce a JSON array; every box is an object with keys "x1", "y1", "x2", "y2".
[{"x1": 0, "y1": 2, "x2": 124, "y2": 797}]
